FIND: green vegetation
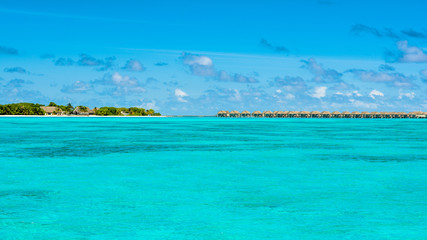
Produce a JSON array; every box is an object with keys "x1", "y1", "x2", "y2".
[
  {"x1": 0, "y1": 102, "x2": 161, "y2": 116},
  {"x1": 0, "y1": 103, "x2": 45, "y2": 115},
  {"x1": 95, "y1": 107, "x2": 160, "y2": 116},
  {"x1": 76, "y1": 106, "x2": 88, "y2": 112}
]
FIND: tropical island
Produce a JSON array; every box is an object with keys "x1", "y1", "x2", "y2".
[{"x1": 0, "y1": 102, "x2": 161, "y2": 116}]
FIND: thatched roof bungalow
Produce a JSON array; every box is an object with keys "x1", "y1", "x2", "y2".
[
  {"x1": 263, "y1": 111, "x2": 274, "y2": 118},
  {"x1": 217, "y1": 111, "x2": 229, "y2": 117},
  {"x1": 288, "y1": 111, "x2": 300, "y2": 118},
  {"x1": 252, "y1": 111, "x2": 263, "y2": 117},
  {"x1": 230, "y1": 111, "x2": 241, "y2": 118},
  {"x1": 300, "y1": 111, "x2": 310, "y2": 118},
  {"x1": 241, "y1": 111, "x2": 251, "y2": 117},
  {"x1": 41, "y1": 106, "x2": 65, "y2": 116},
  {"x1": 321, "y1": 111, "x2": 331, "y2": 118},
  {"x1": 311, "y1": 111, "x2": 321, "y2": 118},
  {"x1": 351, "y1": 111, "x2": 360, "y2": 118},
  {"x1": 332, "y1": 111, "x2": 341, "y2": 118},
  {"x1": 361, "y1": 112, "x2": 370, "y2": 118},
  {"x1": 342, "y1": 111, "x2": 351, "y2": 118}
]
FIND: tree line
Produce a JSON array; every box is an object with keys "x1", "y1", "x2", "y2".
[{"x1": 0, "y1": 102, "x2": 161, "y2": 116}]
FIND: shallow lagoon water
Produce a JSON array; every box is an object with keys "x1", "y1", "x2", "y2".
[{"x1": 0, "y1": 117, "x2": 426, "y2": 239}]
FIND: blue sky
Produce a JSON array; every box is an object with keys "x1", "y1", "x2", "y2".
[{"x1": 0, "y1": 0, "x2": 426, "y2": 114}]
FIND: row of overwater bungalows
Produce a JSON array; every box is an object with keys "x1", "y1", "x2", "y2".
[{"x1": 217, "y1": 111, "x2": 426, "y2": 118}]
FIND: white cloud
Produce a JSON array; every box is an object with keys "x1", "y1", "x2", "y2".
[
  {"x1": 398, "y1": 91, "x2": 415, "y2": 100},
  {"x1": 310, "y1": 86, "x2": 327, "y2": 98},
  {"x1": 122, "y1": 59, "x2": 145, "y2": 72},
  {"x1": 369, "y1": 89, "x2": 384, "y2": 99},
  {"x1": 183, "y1": 55, "x2": 213, "y2": 66},
  {"x1": 276, "y1": 89, "x2": 282, "y2": 94},
  {"x1": 335, "y1": 90, "x2": 362, "y2": 97},
  {"x1": 175, "y1": 88, "x2": 189, "y2": 102},
  {"x1": 285, "y1": 93, "x2": 295, "y2": 100},
  {"x1": 397, "y1": 40, "x2": 427, "y2": 63}
]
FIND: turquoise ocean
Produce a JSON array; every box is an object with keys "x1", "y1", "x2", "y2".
[{"x1": 0, "y1": 117, "x2": 426, "y2": 239}]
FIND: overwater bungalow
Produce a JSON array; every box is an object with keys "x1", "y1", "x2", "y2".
[
  {"x1": 351, "y1": 111, "x2": 360, "y2": 118},
  {"x1": 216, "y1": 110, "x2": 424, "y2": 118},
  {"x1": 332, "y1": 111, "x2": 341, "y2": 118},
  {"x1": 217, "y1": 111, "x2": 229, "y2": 117},
  {"x1": 252, "y1": 111, "x2": 263, "y2": 117},
  {"x1": 241, "y1": 111, "x2": 251, "y2": 117},
  {"x1": 263, "y1": 111, "x2": 274, "y2": 118},
  {"x1": 230, "y1": 111, "x2": 241, "y2": 118},
  {"x1": 311, "y1": 111, "x2": 321, "y2": 118},
  {"x1": 300, "y1": 111, "x2": 310, "y2": 118},
  {"x1": 321, "y1": 111, "x2": 331, "y2": 118},
  {"x1": 342, "y1": 111, "x2": 351, "y2": 118},
  {"x1": 287, "y1": 111, "x2": 299, "y2": 118},
  {"x1": 361, "y1": 112, "x2": 370, "y2": 118}
]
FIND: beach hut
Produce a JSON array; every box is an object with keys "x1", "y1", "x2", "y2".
[
  {"x1": 282, "y1": 111, "x2": 290, "y2": 118},
  {"x1": 361, "y1": 112, "x2": 370, "y2": 118},
  {"x1": 300, "y1": 111, "x2": 310, "y2": 118},
  {"x1": 275, "y1": 111, "x2": 284, "y2": 118},
  {"x1": 351, "y1": 111, "x2": 360, "y2": 118},
  {"x1": 369, "y1": 112, "x2": 380, "y2": 118},
  {"x1": 332, "y1": 111, "x2": 341, "y2": 118},
  {"x1": 241, "y1": 111, "x2": 251, "y2": 117},
  {"x1": 252, "y1": 111, "x2": 263, "y2": 118},
  {"x1": 230, "y1": 111, "x2": 241, "y2": 118},
  {"x1": 341, "y1": 111, "x2": 351, "y2": 118},
  {"x1": 321, "y1": 111, "x2": 331, "y2": 118},
  {"x1": 311, "y1": 111, "x2": 321, "y2": 118},
  {"x1": 217, "y1": 111, "x2": 229, "y2": 117},
  {"x1": 40, "y1": 106, "x2": 64, "y2": 116},
  {"x1": 263, "y1": 111, "x2": 273, "y2": 118}
]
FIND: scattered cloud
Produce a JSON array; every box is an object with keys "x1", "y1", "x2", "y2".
[
  {"x1": 0, "y1": 46, "x2": 18, "y2": 55},
  {"x1": 369, "y1": 89, "x2": 384, "y2": 99},
  {"x1": 154, "y1": 62, "x2": 168, "y2": 66},
  {"x1": 309, "y1": 86, "x2": 327, "y2": 98},
  {"x1": 61, "y1": 80, "x2": 92, "y2": 94},
  {"x1": 217, "y1": 71, "x2": 257, "y2": 83},
  {"x1": 54, "y1": 57, "x2": 75, "y2": 66},
  {"x1": 61, "y1": 72, "x2": 146, "y2": 96},
  {"x1": 91, "y1": 72, "x2": 145, "y2": 96},
  {"x1": 121, "y1": 59, "x2": 145, "y2": 72},
  {"x1": 260, "y1": 38, "x2": 289, "y2": 54},
  {"x1": 335, "y1": 90, "x2": 362, "y2": 97},
  {"x1": 4, "y1": 79, "x2": 33, "y2": 88},
  {"x1": 398, "y1": 91, "x2": 415, "y2": 100},
  {"x1": 53, "y1": 54, "x2": 116, "y2": 70},
  {"x1": 396, "y1": 40, "x2": 427, "y2": 63},
  {"x1": 348, "y1": 69, "x2": 416, "y2": 88},
  {"x1": 4, "y1": 67, "x2": 27, "y2": 74},
  {"x1": 270, "y1": 76, "x2": 308, "y2": 92},
  {"x1": 401, "y1": 29, "x2": 427, "y2": 39},
  {"x1": 350, "y1": 24, "x2": 399, "y2": 39},
  {"x1": 181, "y1": 52, "x2": 258, "y2": 83},
  {"x1": 78, "y1": 54, "x2": 116, "y2": 71},
  {"x1": 301, "y1": 58, "x2": 342, "y2": 83},
  {"x1": 378, "y1": 64, "x2": 395, "y2": 72},
  {"x1": 175, "y1": 88, "x2": 189, "y2": 102}
]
